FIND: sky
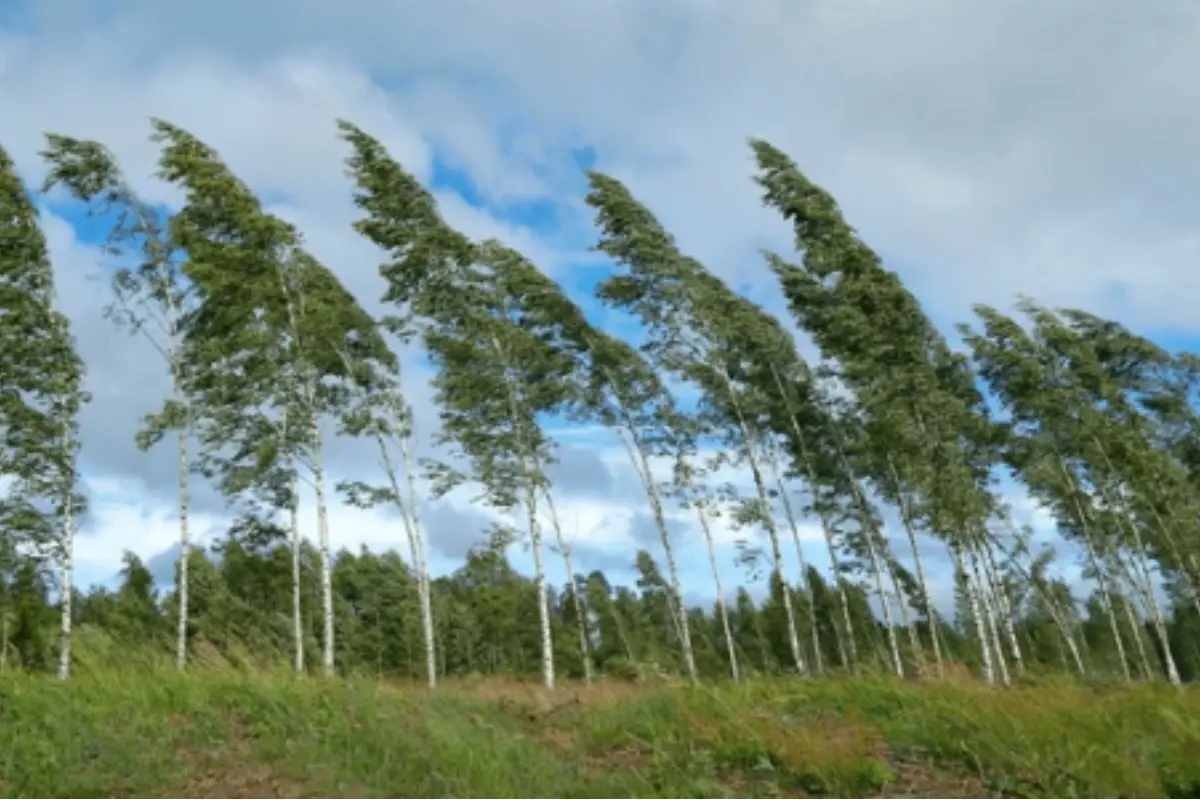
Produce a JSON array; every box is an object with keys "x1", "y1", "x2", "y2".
[{"x1": 2, "y1": 0, "x2": 1199, "y2": 616}]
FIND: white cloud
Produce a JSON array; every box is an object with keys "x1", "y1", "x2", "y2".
[{"x1": 11, "y1": 1, "x2": 1200, "y2": 326}]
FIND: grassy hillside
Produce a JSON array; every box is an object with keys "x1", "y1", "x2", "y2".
[{"x1": 2, "y1": 668, "x2": 1198, "y2": 798}]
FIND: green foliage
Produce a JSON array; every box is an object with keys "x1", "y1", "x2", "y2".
[{"x1": 0, "y1": 144, "x2": 89, "y2": 561}]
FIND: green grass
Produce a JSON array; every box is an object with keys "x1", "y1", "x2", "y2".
[{"x1": 2, "y1": 668, "x2": 1198, "y2": 798}]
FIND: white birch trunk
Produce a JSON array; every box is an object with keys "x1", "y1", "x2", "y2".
[
  {"x1": 525, "y1": 485, "x2": 554, "y2": 690},
  {"x1": 982, "y1": 545, "x2": 1024, "y2": 677},
  {"x1": 175, "y1": 393, "x2": 191, "y2": 671},
  {"x1": 310, "y1": 414, "x2": 335, "y2": 678},
  {"x1": 1091, "y1": 441, "x2": 1181, "y2": 685},
  {"x1": 818, "y1": 520, "x2": 857, "y2": 670},
  {"x1": 489, "y1": 332, "x2": 554, "y2": 690},
  {"x1": 953, "y1": 545, "x2": 994, "y2": 684},
  {"x1": 842, "y1": 470, "x2": 903, "y2": 678},
  {"x1": 1129, "y1": 547, "x2": 1180, "y2": 685},
  {"x1": 1056, "y1": 455, "x2": 1131, "y2": 681},
  {"x1": 398, "y1": 433, "x2": 437, "y2": 689},
  {"x1": 289, "y1": 469, "x2": 304, "y2": 675},
  {"x1": 1116, "y1": 583, "x2": 1154, "y2": 680},
  {"x1": 766, "y1": 367, "x2": 852, "y2": 670},
  {"x1": 867, "y1": 530, "x2": 904, "y2": 678},
  {"x1": 771, "y1": 463, "x2": 824, "y2": 674},
  {"x1": 709, "y1": 366, "x2": 804, "y2": 674},
  {"x1": 972, "y1": 550, "x2": 1010, "y2": 685},
  {"x1": 616, "y1": 425, "x2": 698, "y2": 683},
  {"x1": 734, "y1": 426, "x2": 805, "y2": 674},
  {"x1": 542, "y1": 492, "x2": 593, "y2": 683},
  {"x1": 696, "y1": 503, "x2": 740, "y2": 682},
  {"x1": 1086, "y1": 542, "x2": 1133, "y2": 681},
  {"x1": 885, "y1": 552, "x2": 921, "y2": 661},
  {"x1": 821, "y1": 415, "x2": 901, "y2": 675},
  {"x1": 886, "y1": 459, "x2": 943, "y2": 675},
  {"x1": 58, "y1": 493, "x2": 74, "y2": 682}
]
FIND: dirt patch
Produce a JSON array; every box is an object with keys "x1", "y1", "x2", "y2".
[
  {"x1": 176, "y1": 758, "x2": 309, "y2": 799},
  {"x1": 889, "y1": 759, "x2": 1001, "y2": 798},
  {"x1": 168, "y1": 710, "x2": 352, "y2": 799},
  {"x1": 387, "y1": 674, "x2": 671, "y2": 711}
]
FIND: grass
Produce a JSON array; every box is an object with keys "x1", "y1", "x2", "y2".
[{"x1": 2, "y1": 667, "x2": 1199, "y2": 798}]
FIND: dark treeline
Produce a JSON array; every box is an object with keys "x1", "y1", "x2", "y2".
[{"x1": 2, "y1": 121, "x2": 1199, "y2": 687}]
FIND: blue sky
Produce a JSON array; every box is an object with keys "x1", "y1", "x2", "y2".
[{"x1": 5, "y1": 0, "x2": 1200, "y2": 619}]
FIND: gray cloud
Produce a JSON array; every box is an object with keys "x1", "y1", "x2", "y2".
[
  {"x1": 570, "y1": 539, "x2": 637, "y2": 577},
  {"x1": 544, "y1": 443, "x2": 615, "y2": 497},
  {"x1": 419, "y1": 498, "x2": 492, "y2": 560},
  {"x1": 144, "y1": 542, "x2": 183, "y2": 587}
]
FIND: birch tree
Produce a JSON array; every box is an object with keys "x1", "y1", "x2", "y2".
[
  {"x1": 337, "y1": 350, "x2": 437, "y2": 687},
  {"x1": 498, "y1": 256, "x2": 707, "y2": 683},
  {"x1": 152, "y1": 119, "x2": 389, "y2": 676},
  {"x1": 752, "y1": 138, "x2": 1007, "y2": 680},
  {"x1": 0, "y1": 143, "x2": 89, "y2": 680},
  {"x1": 39, "y1": 134, "x2": 198, "y2": 670},
  {"x1": 339, "y1": 122, "x2": 575, "y2": 689},
  {"x1": 584, "y1": 173, "x2": 808, "y2": 675}
]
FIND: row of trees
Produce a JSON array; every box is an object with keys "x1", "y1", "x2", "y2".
[
  {"x1": 11, "y1": 533, "x2": 1195, "y2": 682},
  {"x1": 2, "y1": 119, "x2": 1198, "y2": 687}
]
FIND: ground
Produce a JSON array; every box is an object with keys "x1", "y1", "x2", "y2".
[{"x1": 1, "y1": 667, "x2": 1198, "y2": 798}]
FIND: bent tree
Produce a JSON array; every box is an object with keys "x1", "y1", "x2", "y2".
[
  {"x1": 152, "y1": 120, "x2": 391, "y2": 677},
  {"x1": 40, "y1": 134, "x2": 196, "y2": 670},
  {"x1": 585, "y1": 173, "x2": 811, "y2": 675},
  {"x1": 752, "y1": 139, "x2": 1001, "y2": 680},
  {"x1": 0, "y1": 143, "x2": 89, "y2": 680},
  {"x1": 339, "y1": 122, "x2": 576, "y2": 690}
]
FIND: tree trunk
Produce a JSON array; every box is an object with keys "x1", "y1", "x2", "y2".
[
  {"x1": 844, "y1": 472, "x2": 903, "y2": 678},
  {"x1": 525, "y1": 484, "x2": 555, "y2": 690},
  {"x1": 175, "y1": 395, "x2": 191, "y2": 671},
  {"x1": 289, "y1": 469, "x2": 304, "y2": 675},
  {"x1": 771, "y1": 463, "x2": 824, "y2": 674},
  {"x1": 981, "y1": 544, "x2": 1025, "y2": 677},
  {"x1": 953, "y1": 545, "x2": 994, "y2": 684},
  {"x1": 868, "y1": 536, "x2": 904, "y2": 678},
  {"x1": 1053, "y1": 453, "x2": 1132, "y2": 681},
  {"x1": 885, "y1": 552, "x2": 921, "y2": 666},
  {"x1": 972, "y1": 550, "x2": 1010, "y2": 685},
  {"x1": 766, "y1": 366, "x2": 852, "y2": 670},
  {"x1": 696, "y1": 503, "x2": 740, "y2": 683},
  {"x1": 56, "y1": 415, "x2": 75, "y2": 681},
  {"x1": 1115, "y1": 585, "x2": 1153, "y2": 680},
  {"x1": 733, "y1": 431, "x2": 805, "y2": 672},
  {"x1": 1088, "y1": 442, "x2": 1180, "y2": 685},
  {"x1": 617, "y1": 424, "x2": 698, "y2": 683},
  {"x1": 886, "y1": 458, "x2": 943, "y2": 675},
  {"x1": 309, "y1": 414, "x2": 335, "y2": 678},
  {"x1": 370, "y1": 420, "x2": 437, "y2": 689},
  {"x1": 819, "y1": 408, "x2": 901, "y2": 676},
  {"x1": 400, "y1": 435, "x2": 437, "y2": 690},
  {"x1": 1083, "y1": 535, "x2": 1132, "y2": 681},
  {"x1": 542, "y1": 490, "x2": 593, "y2": 684},
  {"x1": 58, "y1": 521, "x2": 74, "y2": 681},
  {"x1": 490, "y1": 332, "x2": 554, "y2": 690}
]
